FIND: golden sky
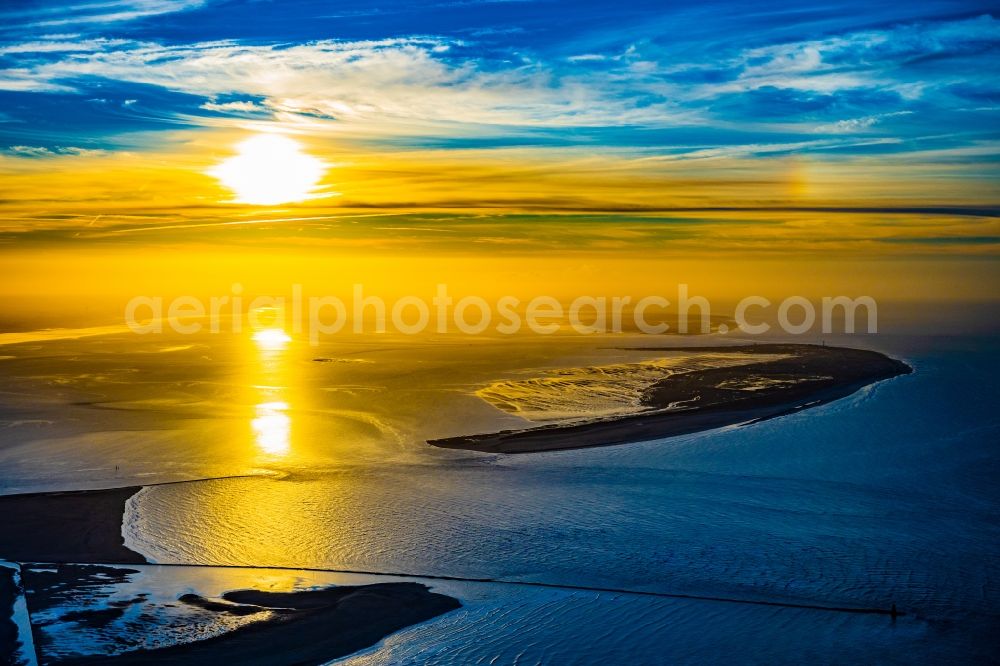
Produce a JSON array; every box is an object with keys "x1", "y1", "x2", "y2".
[{"x1": 1, "y1": 2, "x2": 997, "y2": 328}]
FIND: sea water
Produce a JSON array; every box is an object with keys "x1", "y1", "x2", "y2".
[{"x1": 0, "y1": 331, "x2": 997, "y2": 663}]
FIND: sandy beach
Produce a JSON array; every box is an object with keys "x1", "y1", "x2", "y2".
[{"x1": 430, "y1": 343, "x2": 912, "y2": 454}]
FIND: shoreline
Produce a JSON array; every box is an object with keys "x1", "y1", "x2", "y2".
[
  {"x1": 34, "y1": 575, "x2": 460, "y2": 666},
  {"x1": 0, "y1": 564, "x2": 21, "y2": 665},
  {"x1": 0, "y1": 485, "x2": 462, "y2": 664},
  {"x1": 429, "y1": 343, "x2": 912, "y2": 454}
]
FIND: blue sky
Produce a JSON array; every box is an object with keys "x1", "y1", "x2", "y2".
[{"x1": 0, "y1": 0, "x2": 997, "y2": 160}]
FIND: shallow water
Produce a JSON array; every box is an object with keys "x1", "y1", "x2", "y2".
[
  {"x1": 1, "y1": 330, "x2": 998, "y2": 662},
  {"x1": 0, "y1": 561, "x2": 37, "y2": 666},
  {"x1": 17, "y1": 562, "x2": 966, "y2": 666}
]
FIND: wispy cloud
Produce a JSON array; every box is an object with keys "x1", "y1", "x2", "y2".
[
  {"x1": 712, "y1": 14, "x2": 1000, "y2": 95},
  {"x1": 7, "y1": 144, "x2": 106, "y2": 157},
  {"x1": 0, "y1": 0, "x2": 204, "y2": 28},
  {"x1": 813, "y1": 111, "x2": 914, "y2": 134},
  {"x1": 0, "y1": 36, "x2": 692, "y2": 130},
  {"x1": 0, "y1": 37, "x2": 138, "y2": 54},
  {"x1": 0, "y1": 0, "x2": 996, "y2": 229},
  {"x1": 2, "y1": 12, "x2": 996, "y2": 143},
  {"x1": 200, "y1": 100, "x2": 266, "y2": 113}
]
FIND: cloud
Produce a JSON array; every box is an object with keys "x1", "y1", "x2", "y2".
[
  {"x1": 636, "y1": 137, "x2": 903, "y2": 162},
  {"x1": 814, "y1": 111, "x2": 914, "y2": 134},
  {"x1": 0, "y1": 0, "x2": 205, "y2": 28},
  {"x1": 0, "y1": 69, "x2": 77, "y2": 93},
  {"x1": 0, "y1": 37, "x2": 691, "y2": 129},
  {"x1": 0, "y1": 38, "x2": 138, "y2": 54},
  {"x1": 712, "y1": 14, "x2": 1000, "y2": 95},
  {"x1": 0, "y1": 10, "x2": 996, "y2": 158},
  {"x1": 200, "y1": 100, "x2": 266, "y2": 113},
  {"x1": 7, "y1": 144, "x2": 106, "y2": 157}
]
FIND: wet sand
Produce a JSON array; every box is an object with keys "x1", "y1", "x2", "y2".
[
  {"x1": 1, "y1": 486, "x2": 462, "y2": 664},
  {"x1": 36, "y1": 576, "x2": 460, "y2": 666},
  {"x1": 0, "y1": 486, "x2": 145, "y2": 564},
  {"x1": 429, "y1": 344, "x2": 912, "y2": 454},
  {"x1": 1, "y1": 565, "x2": 20, "y2": 664}
]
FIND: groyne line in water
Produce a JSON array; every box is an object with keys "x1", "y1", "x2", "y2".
[
  {"x1": 23, "y1": 560, "x2": 904, "y2": 618},
  {"x1": 0, "y1": 472, "x2": 286, "y2": 499},
  {"x1": 9, "y1": 471, "x2": 902, "y2": 620}
]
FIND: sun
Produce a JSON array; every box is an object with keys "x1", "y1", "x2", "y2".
[{"x1": 209, "y1": 134, "x2": 326, "y2": 205}]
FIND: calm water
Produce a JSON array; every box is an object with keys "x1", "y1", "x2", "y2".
[{"x1": 0, "y1": 330, "x2": 998, "y2": 663}]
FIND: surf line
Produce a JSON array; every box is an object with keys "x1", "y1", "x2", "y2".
[{"x1": 24, "y1": 560, "x2": 905, "y2": 619}]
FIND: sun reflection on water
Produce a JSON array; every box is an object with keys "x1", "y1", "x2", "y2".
[
  {"x1": 250, "y1": 326, "x2": 294, "y2": 458},
  {"x1": 251, "y1": 401, "x2": 290, "y2": 455}
]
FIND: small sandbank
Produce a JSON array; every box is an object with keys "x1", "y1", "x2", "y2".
[
  {"x1": 429, "y1": 343, "x2": 912, "y2": 454},
  {"x1": 41, "y1": 576, "x2": 460, "y2": 665}
]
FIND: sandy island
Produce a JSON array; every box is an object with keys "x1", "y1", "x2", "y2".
[{"x1": 429, "y1": 343, "x2": 912, "y2": 454}]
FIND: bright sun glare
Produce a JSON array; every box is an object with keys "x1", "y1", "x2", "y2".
[
  {"x1": 210, "y1": 134, "x2": 325, "y2": 205},
  {"x1": 252, "y1": 401, "x2": 290, "y2": 455},
  {"x1": 252, "y1": 327, "x2": 292, "y2": 350}
]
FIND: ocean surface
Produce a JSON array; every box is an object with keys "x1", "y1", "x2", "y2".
[{"x1": 0, "y1": 329, "x2": 998, "y2": 663}]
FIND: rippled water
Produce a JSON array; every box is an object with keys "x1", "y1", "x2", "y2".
[
  {"x1": 1, "y1": 331, "x2": 998, "y2": 662},
  {"x1": 17, "y1": 563, "x2": 948, "y2": 666}
]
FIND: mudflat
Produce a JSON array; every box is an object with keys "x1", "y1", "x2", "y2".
[
  {"x1": 56, "y1": 581, "x2": 461, "y2": 665},
  {"x1": 0, "y1": 486, "x2": 145, "y2": 564}
]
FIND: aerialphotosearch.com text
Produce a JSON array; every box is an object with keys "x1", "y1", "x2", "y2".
[{"x1": 125, "y1": 283, "x2": 878, "y2": 344}]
